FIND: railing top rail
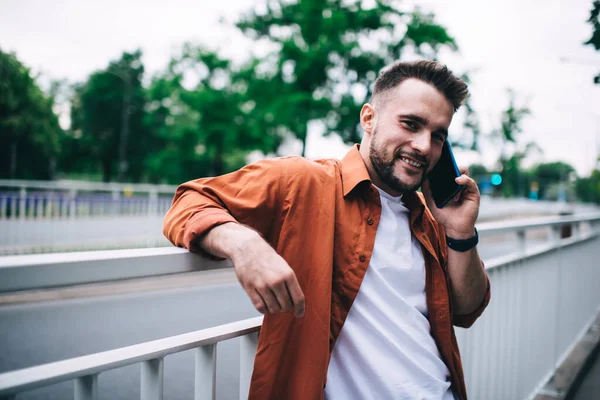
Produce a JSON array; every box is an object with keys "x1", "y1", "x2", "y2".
[
  {"x1": 0, "y1": 179, "x2": 178, "y2": 195},
  {"x1": 477, "y1": 212, "x2": 600, "y2": 234},
  {"x1": 1, "y1": 212, "x2": 599, "y2": 293},
  {"x1": 0, "y1": 247, "x2": 187, "y2": 268},
  {"x1": 0, "y1": 247, "x2": 233, "y2": 293},
  {"x1": 0, "y1": 316, "x2": 263, "y2": 396}
]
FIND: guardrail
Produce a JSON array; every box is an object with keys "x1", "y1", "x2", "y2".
[
  {"x1": 0, "y1": 214, "x2": 599, "y2": 399},
  {"x1": 0, "y1": 180, "x2": 177, "y2": 221},
  {"x1": 0, "y1": 317, "x2": 262, "y2": 400},
  {"x1": 2, "y1": 213, "x2": 599, "y2": 292}
]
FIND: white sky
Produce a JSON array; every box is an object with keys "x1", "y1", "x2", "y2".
[{"x1": 1, "y1": 0, "x2": 599, "y2": 175}]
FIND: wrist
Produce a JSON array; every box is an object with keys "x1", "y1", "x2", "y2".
[
  {"x1": 445, "y1": 227, "x2": 476, "y2": 240},
  {"x1": 446, "y1": 227, "x2": 479, "y2": 252}
]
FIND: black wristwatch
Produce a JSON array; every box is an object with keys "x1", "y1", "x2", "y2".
[{"x1": 446, "y1": 228, "x2": 478, "y2": 252}]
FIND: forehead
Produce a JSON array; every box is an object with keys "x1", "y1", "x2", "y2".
[{"x1": 379, "y1": 78, "x2": 454, "y2": 125}]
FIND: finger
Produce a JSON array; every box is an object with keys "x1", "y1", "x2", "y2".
[
  {"x1": 285, "y1": 274, "x2": 305, "y2": 318},
  {"x1": 248, "y1": 290, "x2": 268, "y2": 314},
  {"x1": 455, "y1": 175, "x2": 479, "y2": 194},
  {"x1": 257, "y1": 286, "x2": 281, "y2": 314},
  {"x1": 453, "y1": 191, "x2": 462, "y2": 202},
  {"x1": 458, "y1": 166, "x2": 469, "y2": 176},
  {"x1": 272, "y1": 281, "x2": 293, "y2": 313}
]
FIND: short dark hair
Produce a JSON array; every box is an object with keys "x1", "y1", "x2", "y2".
[{"x1": 371, "y1": 60, "x2": 468, "y2": 112}]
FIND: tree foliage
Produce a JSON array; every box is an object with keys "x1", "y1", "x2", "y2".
[
  {"x1": 236, "y1": 0, "x2": 458, "y2": 155},
  {"x1": 143, "y1": 44, "x2": 284, "y2": 183},
  {"x1": 66, "y1": 50, "x2": 147, "y2": 182},
  {"x1": 0, "y1": 49, "x2": 63, "y2": 180},
  {"x1": 584, "y1": 0, "x2": 600, "y2": 84}
]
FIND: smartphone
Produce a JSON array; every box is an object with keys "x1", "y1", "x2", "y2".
[{"x1": 427, "y1": 141, "x2": 462, "y2": 208}]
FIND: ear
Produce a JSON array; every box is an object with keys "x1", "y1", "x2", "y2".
[{"x1": 360, "y1": 103, "x2": 376, "y2": 137}]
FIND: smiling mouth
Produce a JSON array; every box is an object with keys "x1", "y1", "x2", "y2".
[{"x1": 399, "y1": 156, "x2": 425, "y2": 169}]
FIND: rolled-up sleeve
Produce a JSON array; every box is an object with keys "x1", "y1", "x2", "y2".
[{"x1": 162, "y1": 158, "x2": 283, "y2": 253}]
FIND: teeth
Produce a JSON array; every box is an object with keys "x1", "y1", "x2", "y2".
[{"x1": 401, "y1": 157, "x2": 422, "y2": 168}]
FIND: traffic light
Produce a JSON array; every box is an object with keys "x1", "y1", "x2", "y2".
[{"x1": 491, "y1": 174, "x2": 503, "y2": 186}]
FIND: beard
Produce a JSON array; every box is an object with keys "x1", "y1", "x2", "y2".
[{"x1": 368, "y1": 130, "x2": 430, "y2": 194}]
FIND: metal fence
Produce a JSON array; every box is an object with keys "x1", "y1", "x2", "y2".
[
  {"x1": 0, "y1": 213, "x2": 599, "y2": 399},
  {"x1": 1, "y1": 178, "x2": 599, "y2": 256},
  {"x1": 0, "y1": 180, "x2": 176, "y2": 220}
]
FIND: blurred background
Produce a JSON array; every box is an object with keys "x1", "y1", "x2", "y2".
[
  {"x1": 1, "y1": 1, "x2": 600, "y2": 399},
  {"x1": 1, "y1": 0, "x2": 600, "y2": 255}
]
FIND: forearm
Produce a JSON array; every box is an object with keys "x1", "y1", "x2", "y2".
[
  {"x1": 196, "y1": 221, "x2": 305, "y2": 318},
  {"x1": 446, "y1": 236, "x2": 488, "y2": 316},
  {"x1": 195, "y1": 222, "x2": 264, "y2": 262}
]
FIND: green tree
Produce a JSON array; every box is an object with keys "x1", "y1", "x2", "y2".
[
  {"x1": 532, "y1": 161, "x2": 576, "y2": 200},
  {"x1": 576, "y1": 167, "x2": 600, "y2": 203},
  {"x1": 236, "y1": 0, "x2": 459, "y2": 156},
  {"x1": 488, "y1": 89, "x2": 535, "y2": 197},
  {"x1": 144, "y1": 44, "x2": 284, "y2": 183},
  {"x1": 67, "y1": 50, "x2": 147, "y2": 182},
  {"x1": 0, "y1": 49, "x2": 64, "y2": 180},
  {"x1": 584, "y1": 0, "x2": 600, "y2": 84}
]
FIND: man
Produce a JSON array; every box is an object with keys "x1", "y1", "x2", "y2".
[{"x1": 163, "y1": 60, "x2": 490, "y2": 400}]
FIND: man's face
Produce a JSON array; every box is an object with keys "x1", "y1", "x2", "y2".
[{"x1": 363, "y1": 78, "x2": 454, "y2": 195}]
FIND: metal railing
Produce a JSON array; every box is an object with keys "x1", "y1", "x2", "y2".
[
  {"x1": 1, "y1": 178, "x2": 598, "y2": 255},
  {"x1": 0, "y1": 180, "x2": 176, "y2": 221},
  {"x1": 0, "y1": 317, "x2": 261, "y2": 400},
  {"x1": 0, "y1": 213, "x2": 599, "y2": 399}
]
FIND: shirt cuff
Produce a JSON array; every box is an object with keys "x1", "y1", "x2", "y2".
[{"x1": 183, "y1": 210, "x2": 238, "y2": 258}]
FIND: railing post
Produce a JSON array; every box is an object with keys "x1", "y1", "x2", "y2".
[
  {"x1": 516, "y1": 229, "x2": 526, "y2": 255},
  {"x1": 0, "y1": 194, "x2": 6, "y2": 220},
  {"x1": 112, "y1": 190, "x2": 120, "y2": 216},
  {"x1": 19, "y1": 187, "x2": 26, "y2": 220},
  {"x1": 69, "y1": 189, "x2": 77, "y2": 220},
  {"x1": 549, "y1": 224, "x2": 562, "y2": 246},
  {"x1": 240, "y1": 332, "x2": 259, "y2": 400},
  {"x1": 44, "y1": 192, "x2": 53, "y2": 218},
  {"x1": 141, "y1": 358, "x2": 164, "y2": 400},
  {"x1": 74, "y1": 374, "x2": 98, "y2": 400},
  {"x1": 571, "y1": 221, "x2": 580, "y2": 239},
  {"x1": 148, "y1": 190, "x2": 158, "y2": 217},
  {"x1": 194, "y1": 344, "x2": 217, "y2": 400}
]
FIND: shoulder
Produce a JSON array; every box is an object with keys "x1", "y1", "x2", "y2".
[{"x1": 267, "y1": 155, "x2": 340, "y2": 182}]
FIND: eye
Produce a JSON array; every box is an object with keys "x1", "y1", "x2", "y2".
[
  {"x1": 401, "y1": 120, "x2": 418, "y2": 131},
  {"x1": 433, "y1": 133, "x2": 446, "y2": 143}
]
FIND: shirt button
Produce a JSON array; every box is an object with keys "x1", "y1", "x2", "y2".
[
  {"x1": 367, "y1": 218, "x2": 374, "y2": 225},
  {"x1": 359, "y1": 255, "x2": 366, "y2": 262}
]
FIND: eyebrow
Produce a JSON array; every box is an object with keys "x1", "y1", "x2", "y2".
[{"x1": 397, "y1": 113, "x2": 448, "y2": 138}]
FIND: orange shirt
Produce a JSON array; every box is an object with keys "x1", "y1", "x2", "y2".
[{"x1": 163, "y1": 145, "x2": 491, "y2": 400}]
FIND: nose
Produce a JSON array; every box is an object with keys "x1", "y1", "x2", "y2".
[{"x1": 411, "y1": 131, "x2": 431, "y2": 156}]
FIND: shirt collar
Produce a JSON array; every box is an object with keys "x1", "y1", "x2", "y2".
[
  {"x1": 340, "y1": 144, "x2": 426, "y2": 217},
  {"x1": 340, "y1": 144, "x2": 371, "y2": 197}
]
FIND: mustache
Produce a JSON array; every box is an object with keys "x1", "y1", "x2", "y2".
[{"x1": 394, "y1": 150, "x2": 429, "y2": 168}]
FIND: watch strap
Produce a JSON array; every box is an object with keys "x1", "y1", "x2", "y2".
[{"x1": 446, "y1": 228, "x2": 478, "y2": 252}]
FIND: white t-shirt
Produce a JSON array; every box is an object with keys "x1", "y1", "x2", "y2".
[{"x1": 325, "y1": 187, "x2": 455, "y2": 400}]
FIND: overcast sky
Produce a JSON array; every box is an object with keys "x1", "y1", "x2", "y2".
[{"x1": 1, "y1": 0, "x2": 599, "y2": 175}]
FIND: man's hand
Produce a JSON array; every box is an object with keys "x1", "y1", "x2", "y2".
[
  {"x1": 231, "y1": 235, "x2": 305, "y2": 318},
  {"x1": 198, "y1": 222, "x2": 305, "y2": 318},
  {"x1": 422, "y1": 166, "x2": 480, "y2": 239}
]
